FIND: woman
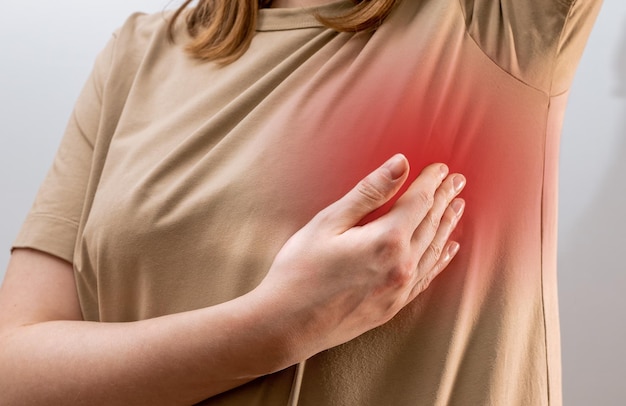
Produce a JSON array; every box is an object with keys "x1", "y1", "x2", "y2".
[{"x1": 0, "y1": 0, "x2": 601, "y2": 405}]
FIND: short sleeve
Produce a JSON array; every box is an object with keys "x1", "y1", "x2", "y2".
[
  {"x1": 459, "y1": 0, "x2": 603, "y2": 94},
  {"x1": 551, "y1": 0, "x2": 603, "y2": 93},
  {"x1": 11, "y1": 34, "x2": 117, "y2": 263}
]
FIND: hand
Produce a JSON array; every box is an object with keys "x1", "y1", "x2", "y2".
[{"x1": 253, "y1": 154, "x2": 465, "y2": 360}]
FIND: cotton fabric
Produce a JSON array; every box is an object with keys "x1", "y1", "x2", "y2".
[{"x1": 13, "y1": 0, "x2": 602, "y2": 404}]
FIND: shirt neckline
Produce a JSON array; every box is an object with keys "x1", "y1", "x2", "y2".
[{"x1": 256, "y1": 0, "x2": 353, "y2": 31}]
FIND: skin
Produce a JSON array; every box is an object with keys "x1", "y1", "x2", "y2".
[{"x1": 0, "y1": 154, "x2": 466, "y2": 404}]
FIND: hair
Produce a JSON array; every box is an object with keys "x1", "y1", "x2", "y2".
[{"x1": 169, "y1": 0, "x2": 399, "y2": 64}]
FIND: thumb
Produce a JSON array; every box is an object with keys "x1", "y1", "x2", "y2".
[{"x1": 324, "y1": 154, "x2": 409, "y2": 232}]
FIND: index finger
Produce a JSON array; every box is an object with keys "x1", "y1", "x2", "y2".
[{"x1": 378, "y1": 162, "x2": 448, "y2": 235}]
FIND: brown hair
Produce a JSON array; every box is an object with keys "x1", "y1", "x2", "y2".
[{"x1": 169, "y1": 0, "x2": 399, "y2": 64}]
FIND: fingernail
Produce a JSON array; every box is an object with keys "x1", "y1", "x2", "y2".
[
  {"x1": 440, "y1": 164, "x2": 449, "y2": 179},
  {"x1": 453, "y1": 175, "x2": 466, "y2": 192},
  {"x1": 444, "y1": 241, "x2": 460, "y2": 262},
  {"x1": 451, "y1": 198, "x2": 465, "y2": 215},
  {"x1": 384, "y1": 154, "x2": 407, "y2": 180}
]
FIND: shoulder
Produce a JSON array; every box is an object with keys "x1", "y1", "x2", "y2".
[
  {"x1": 71, "y1": 11, "x2": 183, "y2": 159},
  {"x1": 109, "y1": 11, "x2": 178, "y2": 62},
  {"x1": 94, "y1": 10, "x2": 188, "y2": 107}
]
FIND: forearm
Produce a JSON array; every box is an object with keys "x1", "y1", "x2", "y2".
[
  {"x1": 0, "y1": 291, "x2": 295, "y2": 406},
  {"x1": 1, "y1": 157, "x2": 465, "y2": 405}
]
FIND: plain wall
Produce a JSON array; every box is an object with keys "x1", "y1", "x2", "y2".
[
  {"x1": 558, "y1": 2, "x2": 626, "y2": 404},
  {"x1": 0, "y1": 1, "x2": 624, "y2": 404}
]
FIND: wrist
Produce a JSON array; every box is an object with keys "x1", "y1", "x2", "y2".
[{"x1": 240, "y1": 283, "x2": 315, "y2": 374}]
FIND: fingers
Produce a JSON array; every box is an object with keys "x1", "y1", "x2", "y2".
[
  {"x1": 405, "y1": 190, "x2": 465, "y2": 303},
  {"x1": 411, "y1": 174, "x2": 465, "y2": 250},
  {"x1": 408, "y1": 240, "x2": 460, "y2": 302},
  {"x1": 415, "y1": 196, "x2": 464, "y2": 269},
  {"x1": 319, "y1": 154, "x2": 410, "y2": 232},
  {"x1": 383, "y1": 162, "x2": 449, "y2": 235},
  {"x1": 396, "y1": 171, "x2": 464, "y2": 303}
]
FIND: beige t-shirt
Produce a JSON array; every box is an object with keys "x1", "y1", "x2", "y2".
[{"x1": 13, "y1": 0, "x2": 601, "y2": 404}]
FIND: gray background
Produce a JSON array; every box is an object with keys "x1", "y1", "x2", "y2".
[{"x1": 0, "y1": 1, "x2": 624, "y2": 404}]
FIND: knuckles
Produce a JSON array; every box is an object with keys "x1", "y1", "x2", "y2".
[
  {"x1": 373, "y1": 228, "x2": 406, "y2": 260},
  {"x1": 371, "y1": 228, "x2": 415, "y2": 289},
  {"x1": 425, "y1": 242, "x2": 443, "y2": 261},
  {"x1": 415, "y1": 188, "x2": 435, "y2": 210},
  {"x1": 356, "y1": 176, "x2": 388, "y2": 205},
  {"x1": 384, "y1": 263, "x2": 414, "y2": 289},
  {"x1": 413, "y1": 269, "x2": 437, "y2": 296},
  {"x1": 425, "y1": 212, "x2": 441, "y2": 232}
]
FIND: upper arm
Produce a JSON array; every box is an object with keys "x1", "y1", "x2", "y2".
[
  {"x1": 11, "y1": 34, "x2": 117, "y2": 264},
  {"x1": 458, "y1": 0, "x2": 603, "y2": 93},
  {"x1": 0, "y1": 249, "x2": 82, "y2": 333},
  {"x1": 5, "y1": 16, "x2": 150, "y2": 329},
  {"x1": 2, "y1": 38, "x2": 119, "y2": 332}
]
